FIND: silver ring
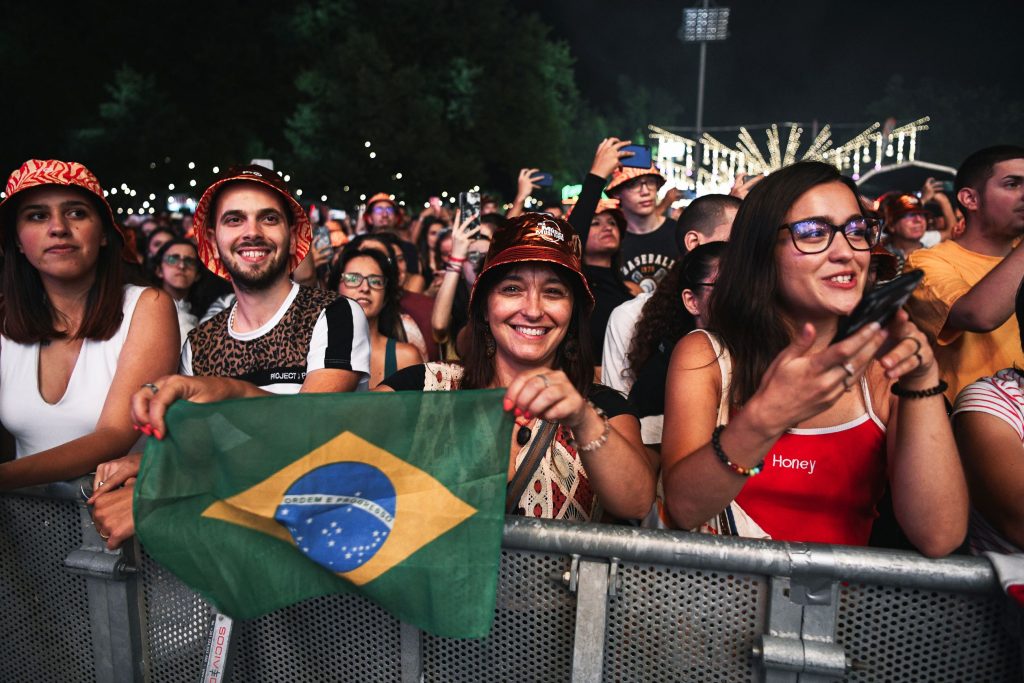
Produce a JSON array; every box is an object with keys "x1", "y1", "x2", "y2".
[
  {"x1": 842, "y1": 375, "x2": 854, "y2": 392},
  {"x1": 99, "y1": 532, "x2": 110, "y2": 540},
  {"x1": 97, "y1": 480, "x2": 106, "y2": 488},
  {"x1": 914, "y1": 352, "x2": 924, "y2": 368},
  {"x1": 841, "y1": 363, "x2": 855, "y2": 377},
  {"x1": 902, "y1": 336, "x2": 922, "y2": 355},
  {"x1": 537, "y1": 374, "x2": 551, "y2": 389},
  {"x1": 142, "y1": 383, "x2": 159, "y2": 394}
]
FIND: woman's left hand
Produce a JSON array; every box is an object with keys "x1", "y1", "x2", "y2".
[
  {"x1": 877, "y1": 309, "x2": 937, "y2": 385},
  {"x1": 503, "y1": 369, "x2": 588, "y2": 428}
]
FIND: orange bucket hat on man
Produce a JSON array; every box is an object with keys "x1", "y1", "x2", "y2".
[
  {"x1": 192, "y1": 164, "x2": 312, "y2": 280},
  {"x1": 0, "y1": 159, "x2": 134, "y2": 262}
]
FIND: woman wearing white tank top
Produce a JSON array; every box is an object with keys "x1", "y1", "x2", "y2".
[{"x1": 0, "y1": 159, "x2": 179, "y2": 491}]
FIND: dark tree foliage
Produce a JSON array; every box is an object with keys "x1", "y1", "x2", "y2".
[
  {"x1": 284, "y1": 0, "x2": 586, "y2": 201},
  {"x1": 2, "y1": 0, "x2": 600, "y2": 207}
]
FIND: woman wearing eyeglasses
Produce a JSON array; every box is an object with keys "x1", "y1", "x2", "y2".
[
  {"x1": 661, "y1": 161, "x2": 967, "y2": 555},
  {"x1": 330, "y1": 246, "x2": 422, "y2": 388},
  {"x1": 153, "y1": 238, "x2": 203, "y2": 343}
]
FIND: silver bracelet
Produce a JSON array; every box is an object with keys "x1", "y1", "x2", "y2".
[{"x1": 574, "y1": 401, "x2": 610, "y2": 453}]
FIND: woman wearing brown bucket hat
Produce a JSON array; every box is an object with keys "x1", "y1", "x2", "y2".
[
  {"x1": 0, "y1": 159, "x2": 179, "y2": 490},
  {"x1": 379, "y1": 212, "x2": 655, "y2": 521}
]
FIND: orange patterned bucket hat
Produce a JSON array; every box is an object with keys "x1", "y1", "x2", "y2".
[
  {"x1": 0, "y1": 159, "x2": 133, "y2": 261},
  {"x1": 192, "y1": 164, "x2": 312, "y2": 280},
  {"x1": 605, "y1": 164, "x2": 666, "y2": 195}
]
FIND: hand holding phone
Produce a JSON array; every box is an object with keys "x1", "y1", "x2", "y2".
[
  {"x1": 832, "y1": 269, "x2": 924, "y2": 344},
  {"x1": 459, "y1": 190, "x2": 481, "y2": 228},
  {"x1": 620, "y1": 144, "x2": 653, "y2": 169}
]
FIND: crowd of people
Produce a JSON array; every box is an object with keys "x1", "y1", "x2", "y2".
[{"x1": 1, "y1": 140, "x2": 1023, "y2": 562}]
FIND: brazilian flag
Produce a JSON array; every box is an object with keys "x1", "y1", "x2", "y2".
[{"x1": 134, "y1": 389, "x2": 511, "y2": 639}]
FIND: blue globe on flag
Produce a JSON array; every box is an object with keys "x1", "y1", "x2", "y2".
[{"x1": 274, "y1": 462, "x2": 396, "y2": 573}]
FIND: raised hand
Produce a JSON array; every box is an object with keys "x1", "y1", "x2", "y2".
[{"x1": 590, "y1": 138, "x2": 634, "y2": 179}]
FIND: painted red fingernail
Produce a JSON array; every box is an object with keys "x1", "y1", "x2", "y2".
[
  {"x1": 524, "y1": 412, "x2": 533, "y2": 421},
  {"x1": 503, "y1": 398, "x2": 513, "y2": 411},
  {"x1": 514, "y1": 408, "x2": 523, "y2": 417},
  {"x1": 132, "y1": 425, "x2": 140, "y2": 432},
  {"x1": 154, "y1": 430, "x2": 163, "y2": 441},
  {"x1": 141, "y1": 425, "x2": 153, "y2": 436}
]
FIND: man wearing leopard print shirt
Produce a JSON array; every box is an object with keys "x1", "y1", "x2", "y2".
[
  {"x1": 96, "y1": 167, "x2": 370, "y2": 549},
  {"x1": 137, "y1": 165, "x2": 370, "y2": 414}
]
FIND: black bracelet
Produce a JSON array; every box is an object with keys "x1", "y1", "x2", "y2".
[
  {"x1": 890, "y1": 379, "x2": 948, "y2": 399},
  {"x1": 711, "y1": 424, "x2": 763, "y2": 477}
]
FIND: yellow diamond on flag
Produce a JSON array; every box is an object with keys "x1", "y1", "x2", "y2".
[{"x1": 202, "y1": 430, "x2": 477, "y2": 586}]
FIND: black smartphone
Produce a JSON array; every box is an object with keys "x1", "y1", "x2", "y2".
[
  {"x1": 621, "y1": 144, "x2": 653, "y2": 169},
  {"x1": 458, "y1": 190, "x2": 481, "y2": 226},
  {"x1": 832, "y1": 269, "x2": 924, "y2": 343},
  {"x1": 534, "y1": 172, "x2": 554, "y2": 187}
]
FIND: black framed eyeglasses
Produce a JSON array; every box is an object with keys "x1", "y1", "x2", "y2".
[
  {"x1": 163, "y1": 254, "x2": 199, "y2": 269},
  {"x1": 778, "y1": 216, "x2": 881, "y2": 254},
  {"x1": 340, "y1": 272, "x2": 386, "y2": 290}
]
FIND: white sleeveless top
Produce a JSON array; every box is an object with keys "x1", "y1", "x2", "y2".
[{"x1": 0, "y1": 285, "x2": 147, "y2": 458}]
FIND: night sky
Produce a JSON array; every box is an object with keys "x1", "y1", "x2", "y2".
[
  {"x1": 520, "y1": 0, "x2": 1022, "y2": 134},
  {"x1": 2, "y1": 1, "x2": 1020, "y2": 178}
]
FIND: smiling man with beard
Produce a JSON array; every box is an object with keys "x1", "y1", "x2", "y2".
[
  {"x1": 89, "y1": 166, "x2": 371, "y2": 549},
  {"x1": 175, "y1": 165, "x2": 370, "y2": 395}
]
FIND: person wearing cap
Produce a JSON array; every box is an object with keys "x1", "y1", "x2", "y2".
[
  {"x1": 905, "y1": 145, "x2": 1024, "y2": 402},
  {"x1": 363, "y1": 192, "x2": 424, "y2": 292},
  {"x1": 137, "y1": 164, "x2": 371, "y2": 402},
  {"x1": 379, "y1": 213, "x2": 655, "y2": 521},
  {"x1": 92, "y1": 166, "x2": 373, "y2": 548},
  {"x1": 0, "y1": 159, "x2": 179, "y2": 490},
  {"x1": 585, "y1": 139, "x2": 682, "y2": 294},
  {"x1": 878, "y1": 192, "x2": 932, "y2": 273}
]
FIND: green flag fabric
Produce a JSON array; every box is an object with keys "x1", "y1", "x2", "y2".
[{"x1": 134, "y1": 388, "x2": 512, "y2": 639}]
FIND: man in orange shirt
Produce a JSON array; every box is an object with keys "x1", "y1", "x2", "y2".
[{"x1": 906, "y1": 145, "x2": 1024, "y2": 401}]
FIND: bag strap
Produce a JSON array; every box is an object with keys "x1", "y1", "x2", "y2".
[{"x1": 505, "y1": 420, "x2": 558, "y2": 514}]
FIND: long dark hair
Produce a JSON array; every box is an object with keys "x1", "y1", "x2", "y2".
[
  {"x1": 709, "y1": 161, "x2": 864, "y2": 406},
  {"x1": 460, "y1": 262, "x2": 594, "y2": 394},
  {"x1": 153, "y1": 238, "x2": 207, "y2": 312},
  {"x1": 0, "y1": 191, "x2": 126, "y2": 343},
  {"x1": 626, "y1": 241, "x2": 725, "y2": 381},
  {"x1": 417, "y1": 216, "x2": 448, "y2": 274},
  {"x1": 329, "y1": 244, "x2": 406, "y2": 341}
]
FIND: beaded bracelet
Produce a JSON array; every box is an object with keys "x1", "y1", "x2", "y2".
[
  {"x1": 711, "y1": 424, "x2": 763, "y2": 477},
  {"x1": 890, "y1": 379, "x2": 948, "y2": 399},
  {"x1": 574, "y1": 401, "x2": 610, "y2": 453}
]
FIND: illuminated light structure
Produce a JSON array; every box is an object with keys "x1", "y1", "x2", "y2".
[{"x1": 649, "y1": 117, "x2": 931, "y2": 196}]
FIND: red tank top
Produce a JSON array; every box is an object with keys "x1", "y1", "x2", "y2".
[{"x1": 734, "y1": 378, "x2": 887, "y2": 546}]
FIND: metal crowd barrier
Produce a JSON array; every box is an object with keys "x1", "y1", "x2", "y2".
[{"x1": 3, "y1": 478, "x2": 1023, "y2": 682}]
